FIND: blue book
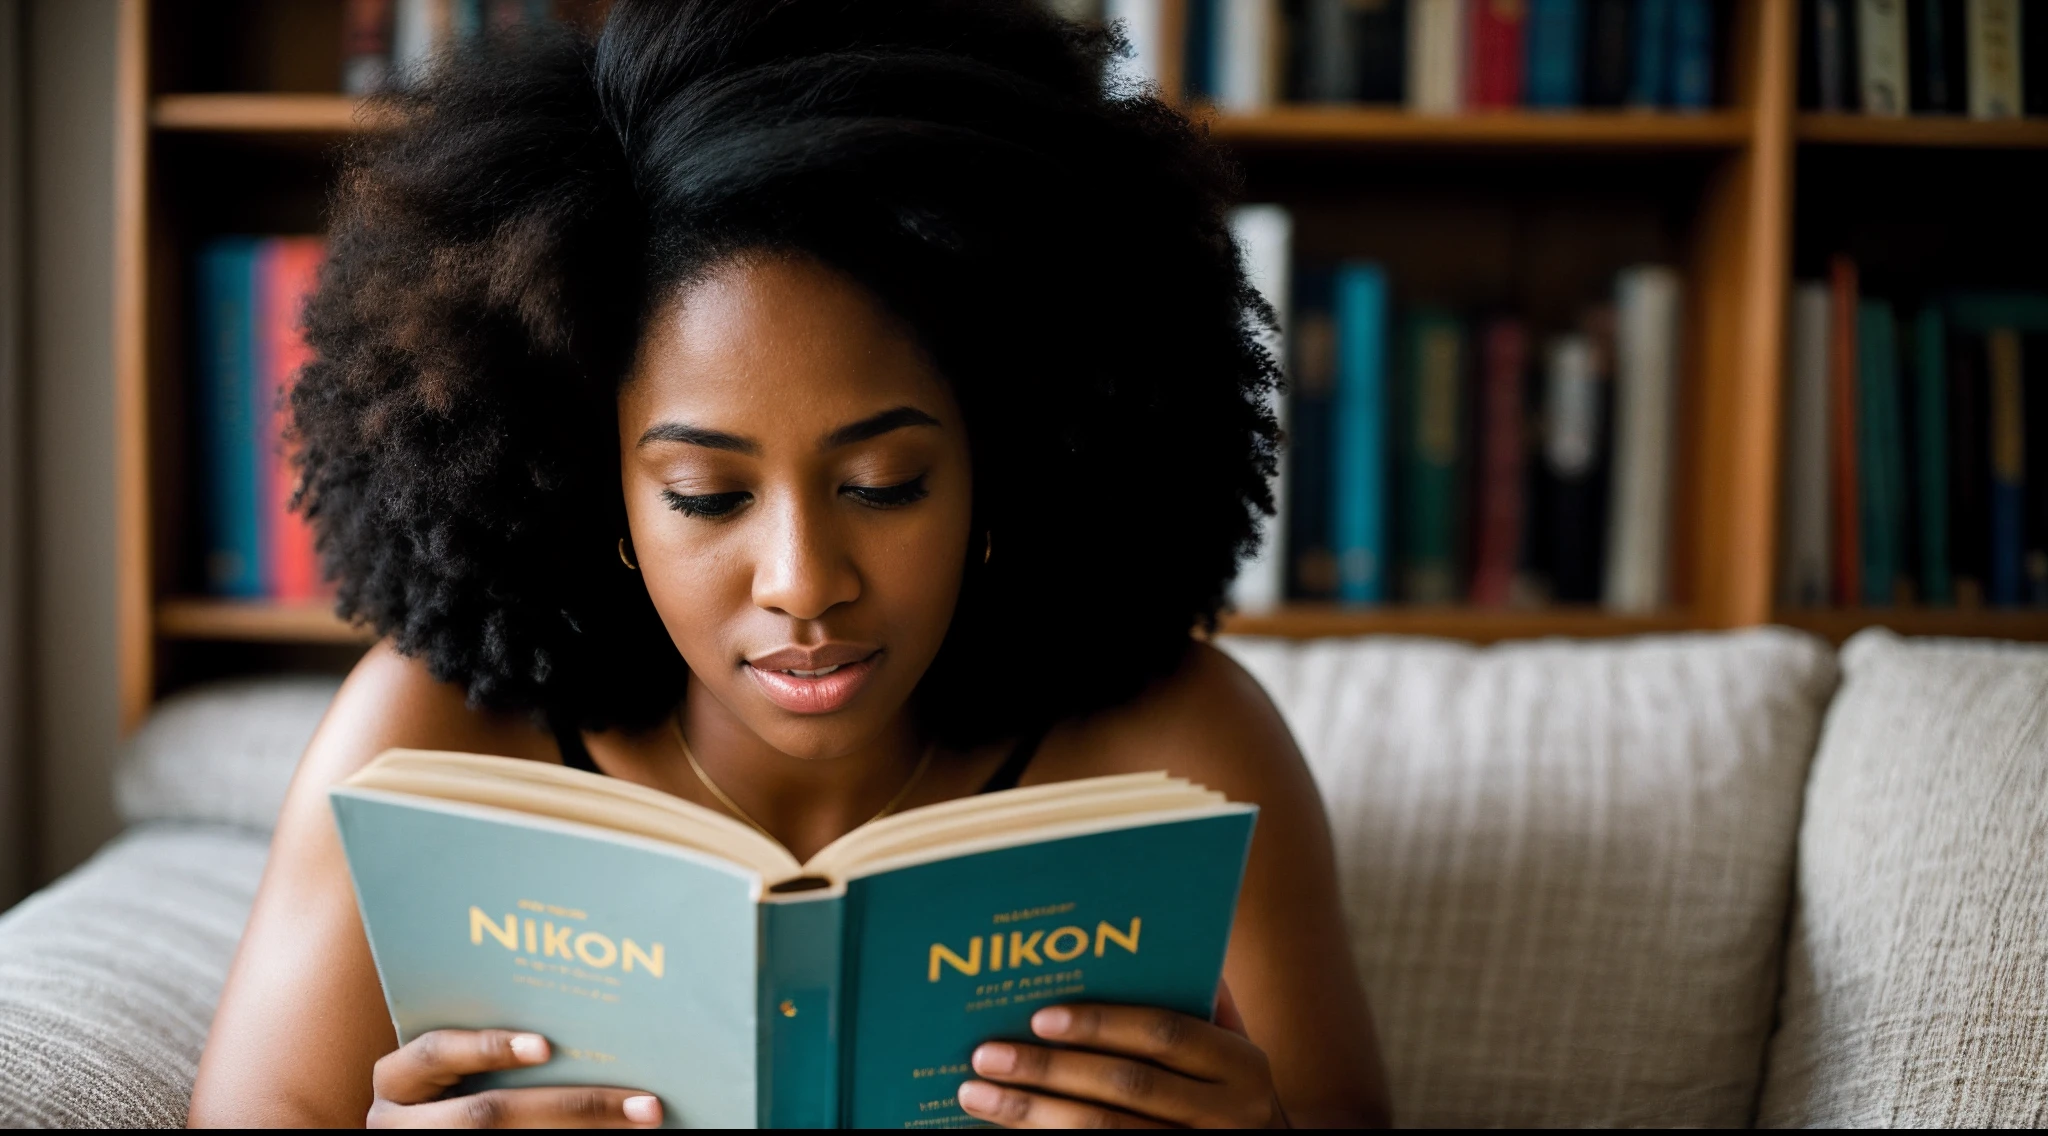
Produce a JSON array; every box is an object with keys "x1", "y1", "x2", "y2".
[
  {"x1": 332, "y1": 752, "x2": 1256, "y2": 1129},
  {"x1": 1629, "y1": 0, "x2": 1673, "y2": 105},
  {"x1": 1668, "y1": 0, "x2": 1713, "y2": 108},
  {"x1": 195, "y1": 238, "x2": 264, "y2": 597},
  {"x1": 1526, "y1": 0, "x2": 1585, "y2": 108},
  {"x1": 1184, "y1": 0, "x2": 1217, "y2": 100},
  {"x1": 1287, "y1": 268, "x2": 1339, "y2": 599},
  {"x1": 1330, "y1": 263, "x2": 1390, "y2": 604}
]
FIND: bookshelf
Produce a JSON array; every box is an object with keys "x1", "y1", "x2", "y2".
[{"x1": 111, "y1": 0, "x2": 2048, "y2": 729}]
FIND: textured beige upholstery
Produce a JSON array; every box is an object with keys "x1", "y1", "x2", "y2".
[
  {"x1": 1222, "y1": 629, "x2": 1839, "y2": 1127},
  {"x1": 1758, "y1": 630, "x2": 2048, "y2": 1128}
]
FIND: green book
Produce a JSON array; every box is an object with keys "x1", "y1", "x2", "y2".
[
  {"x1": 1856, "y1": 300, "x2": 1904, "y2": 606},
  {"x1": 1913, "y1": 306, "x2": 1952, "y2": 605},
  {"x1": 331, "y1": 751, "x2": 1255, "y2": 1129},
  {"x1": 1401, "y1": 309, "x2": 1464, "y2": 603}
]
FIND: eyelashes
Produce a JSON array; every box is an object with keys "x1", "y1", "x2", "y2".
[{"x1": 662, "y1": 475, "x2": 929, "y2": 519}]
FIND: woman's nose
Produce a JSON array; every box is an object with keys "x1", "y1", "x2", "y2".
[{"x1": 750, "y1": 498, "x2": 861, "y2": 621}]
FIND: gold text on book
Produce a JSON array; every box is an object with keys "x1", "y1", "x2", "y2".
[
  {"x1": 471, "y1": 907, "x2": 665, "y2": 978},
  {"x1": 928, "y1": 918, "x2": 1139, "y2": 982}
]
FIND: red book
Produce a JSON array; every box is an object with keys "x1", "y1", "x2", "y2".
[
  {"x1": 258, "y1": 238, "x2": 328, "y2": 602},
  {"x1": 1469, "y1": 318, "x2": 1528, "y2": 606},
  {"x1": 1467, "y1": 0, "x2": 1529, "y2": 108},
  {"x1": 1828, "y1": 256, "x2": 1860, "y2": 607}
]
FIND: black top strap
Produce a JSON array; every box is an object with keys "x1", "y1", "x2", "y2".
[
  {"x1": 554, "y1": 721, "x2": 601, "y2": 774},
  {"x1": 977, "y1": 725, "x2": 1049, "y2": 796}
]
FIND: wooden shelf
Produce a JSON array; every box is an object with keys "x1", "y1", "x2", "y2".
[
  {"x1": 1206, "y1": 107, "x2": 1752, "y2": 149},
  {"x1": 1796, "y1": 113, "x2": 2048, "y2": 148},
  {"x1": 1218, "y1": 605, "x2": 1695, "y2": 641},
  {"x1": 152, "y1": 93, "x2": 374, "y2": 133},
  {"x1": 157, "y1": 598, "x2": 372, "y2": 644},
  {"x1": 1774, "y1": 608, "x2": 2048, "y2": 643}
]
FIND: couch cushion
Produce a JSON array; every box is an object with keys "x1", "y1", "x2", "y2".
[
  {"x1": 1220, "y1": 628, "x2": 1837, "y2": 1127},
  {"x1": 0, "y1": 826, "x2": 269, "y2": 1127},
  {"x1": 115, "y1": 675, "x2": 341, "y2": 832},
  {"x1": 1757, "y1": 629, "x2": 2048, "y2": 1127}
]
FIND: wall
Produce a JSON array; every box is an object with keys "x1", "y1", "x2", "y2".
[{"x1": 24, "y1": 0, "x2": 121, "y2": 884}]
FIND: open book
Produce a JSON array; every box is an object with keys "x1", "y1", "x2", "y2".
[{"x1": 331, "y1": 750, "x2": 1257, "y2": 1129}]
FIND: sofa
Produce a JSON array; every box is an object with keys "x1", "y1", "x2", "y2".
[{"x1": 1, "y1": 627, "x2": 2043, "y2": 1127}]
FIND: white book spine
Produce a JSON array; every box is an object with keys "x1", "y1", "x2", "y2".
[
  {"x1": 1543, "y1": 335, "x2": 1599, "y2": 477},
  {"x1": 1228, "y1": 204, "x2": 1294, "y2": 612},
  {"x1": 1967, "y1": 0, "x2": 2023, "y2": 118},
  {"x1": 1217, "y1": 0, "x2": 1279, "y2": 113},
  {"x1": 1858, "y1": 0, "x2": 1911, "y2": 115},
  {"x1": 391, "y1": 0, "x2": 441, "y2": 87},
  {"x1": 1603, "y1": 265, "x2": 1682, "y2": 614},
  {"x1": 1779, "y1": 284, "x2": 1833, "y2": 608},
  {"x1": 1407, "y1": 0, "x2": 1466, "y2": 113},
  {"x1": 1105, "y1": 0, "x2": 1167, "y2": 93}
]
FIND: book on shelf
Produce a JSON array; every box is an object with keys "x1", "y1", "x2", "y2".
[
  {"x1": 331, "y1": 750, "x2": 1255, "y2": 1129},
  {"x1": 1912, "y1": 305, "x2": 1952, "y2": 605},
  {"x1": 1669, "y1": 0, "x2": 1715, "y2": 109},
  {"x1": 1469, "y1": 317, "x2": 1529, "y2": 606},
  {"x1": 1406, "y1": 0, "x2": 1467, "y2": 112},
  {"x1": 1908, "y1": 0, "x2": 1967, "y2": 113},
  {"x1": 1288, "y1": 269, "x2": 1341, "y2": 598},
  {"x1": 1628, "y1": 0, "x2": 1673, "y2": 107},
  {"x1": 1543, "y1": 326, "x2": 1609, "y2": 604},
  {"x1": 1965, "y1": 0, "x2": 2023, "y2": 119},
  {"x1": 195, "y1": 236, "x2": 329, "y2": 602},
  {"x1": 1525, "y1": 0, "x2": 1587, "y2": 108},
  {"x1": 1107, "y1": 0, "x2": 1171, "y2": 90},
  {"x1": 1804, "y1": 0, "x2": 2044, "y2": 117},
  {"x1": 1333, "y1": 263, "x2": 1394, "y2": 603},
  {"x1": 1467, "y1": 0, "x2": 1529, "y2": 109},
  {"x1": 1293, "y1": 0, "x2": 1408, "y2": 103},
  {"x1": 1855, "y1": 299, "x2": 1906, "y2": 604},
  {"x1": 1401, "y1": 307, "x2": 1465, "y2": 602},
  {"x1": 1781, "y1": 283, "x2": 1833, "y2": 608},
  {"x1": 1859, "y1": 0, "x2": 1912, "y2": 115},
  {"x1": 1603, "y1": 265, "x2": 1681, "y2": 614},
  {"x1": 1219, "y1": 0, "x2": 1283, "y2": 111},
  {"x1": 1986, "y1": 327, "x2": 2024, "y2": 603},
  {"x1": 1228, "y1": 204, "x2": 1295, "y2": 611},
  {"x1": 1828, "y1": 257, "x2": 1862, "y2": 605},
  {"x1": 1586, "y1": 0, "x2": 1638, "y2": 106}
]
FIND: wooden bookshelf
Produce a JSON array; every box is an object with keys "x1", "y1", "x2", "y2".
[{"x1": 109, "y1": 0, "x2": 2048, "y2": 727}]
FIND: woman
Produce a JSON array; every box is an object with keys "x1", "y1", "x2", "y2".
[{"x1": 188, "y1": 0, "x2": 1387, "y2": 1127}]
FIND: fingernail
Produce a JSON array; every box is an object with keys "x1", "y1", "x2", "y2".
[
  {"x1": 972, "y1": 1042, "x2": 1017, "y2": 1075},
  {"x1": 957, "y1": 1081, "x2": 1000, "y2": 1113},
  {"x1": 508, "y1": 1034, "x2": 548, "y2": 1063},
  {"x1": 623, "y1": 1095, "x2": 662, "y2": 1124},
  {"x1": 1031, "y1": 1007, "x2": 1072, "y2": 1036}
]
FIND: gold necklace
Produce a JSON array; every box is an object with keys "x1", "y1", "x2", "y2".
[{"x1": 670, "y1": 712, "x2": 934, "y2": 846}]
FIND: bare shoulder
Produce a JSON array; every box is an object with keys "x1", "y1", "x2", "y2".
[
  {"x1": 1036, "y1": 642, "x2": 1312, "y2": 807},
  {"x1": 293, "y1": 640, "x2": 557, "y2": 791}
]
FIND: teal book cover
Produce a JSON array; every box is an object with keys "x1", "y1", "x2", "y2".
[
  {"x1": 1913, "y1": 306, "x2": 1951, "y2": 606},
  {"x1": 331, "y1": 770, "x2": 1255, "y2": 1129},
  {"x1": 1331, "y1": 262, "x2": 1389, "y2": 604},
  {"x1": 1855, "y1": 300, "x2": 1902, "y2": 606}
]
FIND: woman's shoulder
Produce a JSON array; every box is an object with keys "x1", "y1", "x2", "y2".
[
  {"x1": 295, "y1": 640, "x2": 559, "y2": 790},
  {"x1": 1033, "y1": 641, "x2": 1315, "y2": 807}
]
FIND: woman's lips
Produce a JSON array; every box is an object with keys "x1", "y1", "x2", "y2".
[{"x1": 744, "y1": 650, "x2": 880, "y2": 715}]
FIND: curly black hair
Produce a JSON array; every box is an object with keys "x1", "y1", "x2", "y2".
[{"x1": 293, "y1": 0, "x2": 1279, "y2": 745}]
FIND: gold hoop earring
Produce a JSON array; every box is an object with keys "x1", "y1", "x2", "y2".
[
  {"x1": 618, "y1": 537, "x2": 639, "y2": 571},
  {"x1": 983, "y1": 531, "x2": 993, "y2": 565}
]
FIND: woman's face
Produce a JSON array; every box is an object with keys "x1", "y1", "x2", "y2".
[{"x1": 617, "y1": 255, "x2": 974, "y2": 760}]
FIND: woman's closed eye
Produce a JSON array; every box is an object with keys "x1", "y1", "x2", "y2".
[
  {"x1": 662, "y1": 489, "x2": 750, "y2": 518},
  {"x1": 843, "y1": 474, "x2": 929, "y2": 509}
]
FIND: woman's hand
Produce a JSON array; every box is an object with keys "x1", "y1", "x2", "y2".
[
  {"x1": 957, "y1": 987, "x2": 1284, "y2": 1129},
  {"x1": 366, "y1": 1029, "x2": 663, "y2": 1128}
]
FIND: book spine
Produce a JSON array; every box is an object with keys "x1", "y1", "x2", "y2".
[
  {"x1": 1227, "y1": 204, "x2": 1294, "y2": 612},
  {"x1": 1185, "y1": 0, "x2": 1217, "y2": 101},
  {"x1": 1584, "y1": 0, "x2": 1635, "y2": 105},
  {"x1": 1402, "y1": 308, "x2": 1463, "y2": 602},
  {"x1": 1909, "y1": 0, "x2": 1965, "y2": 111},
  {"x1": 342, "y1": 0, "x2": 395, "y2": 95},
  {"x1": 1913, "y1": 306, "x2": 1952, "y2": 604},
  {"x1": 1603, "y1": 265, "x2": 1680, "y2": 613},
  {"x1": 1966, "y1": 0, "x2": 2022, "y2": 118},
  {"x1": 757, "y1": 895, "x2": 847, "y2": 1128},
  {"x1": 1304, "y1": 0, "x2": 1360, "y2": 101},
  {"x1": 1525, "y1": 0, "x2": 1585, "y2": 108},
  {"x1": 1947, "y1": 326, "x2": 1989, "y2": 605},
  {"x1": 265, "y1": 238, "x2": 327, "y2": 602},
  {"x1": 197, "y1": 240, "x2": 263, "y2": 598},
  {"x1": 1467, "y1": 0, "x2": 1528, "y2": 108},
  {"x1": 1288, "y1": 269, "x2": 1339, "y2": 598},
  {"x1": 1855, "y1": 301, "x2": 1903, "y2": 605},
  {"x1": 1408, "y1": 0, "x2": 1467, "y2": 112},
  {"x1": 1332, "y1": 264, "x2": 1391, "y2": 603},
  {"x1": 1987, "y1": 327, "x2": 2024, "y2": 604},
  {"x1": 1858, "y1": 0, "x2": 1911, "y2": 113},
  {"x1": 1356, "y1": 0, "x2": 1409, "y2": 103},
  {"x1": 1217, "y1": 0, "x2": 1279, "y2": 112},
  {"x1": 1470, "y1": 318, "x2": 1528, "y2": 606},
  {"x1": 1828, "y1": 256, "x2": 1861, "y2": 606},
  {"x1": 250, "y1": 243, "x2": 280, "y2": 598},
  {"x1": 1668, "y1": 0, "x2": 1714, "y2": 109},
  {"x1": 1629, "y1": 0, "x2": 1673, "y2": 106},
  {"x1": 1781, "y1": 283, "x2": 1834, "y2": 607},
  {"x1": 1543, "y1": 330, "x2": 1606, "y2": 603},
  {"x1": 1816, "y1": 0, "x2": 1860, "y2": 110},
  {"x1": 1106, "y1": 0, "x2": 1169, "y2": 89}
]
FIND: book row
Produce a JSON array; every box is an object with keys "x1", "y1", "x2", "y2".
[
  {"x1": 1229, "y1": 207, "x2": 1685, "y2": 613},
  {"x1": 340, "y1": 0, "x2": 598, "y2": 94},
  {"x1": 1779, "y1": 269, "x2": 2048, "y2": 610},
  {"x1": 193, "y1": 237, "x2": 329, "y2": 602},
  {"x1": 1092, "y1": 0, "x2": 1720, "y2": 111},
  {"x1": 1801, "y1": 0, "x2": 2045, "y2": 118}
]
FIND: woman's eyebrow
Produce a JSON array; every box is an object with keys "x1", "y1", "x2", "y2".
[
  {"x1": 822, "y1": 406, "x2": 941, "y2": 450},
  {"x1": 637, "y1": 423, "x2": 759, "y2": 453}
]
